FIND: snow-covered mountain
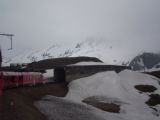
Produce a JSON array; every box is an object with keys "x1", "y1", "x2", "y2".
[
  {"x1": 2, "y1": 38, "x2": 134, "y2": 66},
  {"x1": 2, "y1": 44, "x2": 68, "y2": 65},
  {"x1": 129, "y1": 52, "x2": 160, "y2": 70},
  {"x1": 153, "y1": 62, "x2": 160, "y2": 69},
  {"x1": 67, "y1": 38, "x2": 126, "y2": 64}
]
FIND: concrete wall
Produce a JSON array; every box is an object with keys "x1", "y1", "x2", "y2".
[{"x1": 54, "y1": 65, "x2": 131, "y2": 83}]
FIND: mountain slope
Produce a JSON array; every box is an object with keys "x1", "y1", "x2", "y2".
[
  {"x1": 3, "y1": 38, "x2": 134, "y2": 66},
  {"x1": 129, "y1": 52, "x2": 160, "y2": 70}
]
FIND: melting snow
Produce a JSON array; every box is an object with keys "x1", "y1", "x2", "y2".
[
  {"x1": 68, "y1": 61, "x2": 108, "y2": 66},
  {"x1": 35, "y1": 70, "x2": 160, "y2": 120},
  {"x1": 43, "y1": 69, "x2": 54, "y2": 83}
]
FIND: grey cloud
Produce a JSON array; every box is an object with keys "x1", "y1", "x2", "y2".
[{"x1": 0, "y1": 0, "x2": 160, "y2": 59}]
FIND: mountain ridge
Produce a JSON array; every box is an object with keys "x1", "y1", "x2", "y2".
[
  {"x1": 129, "y1": 52, "x2": 160, "y2": 70},
  {"x1": 2, "y1": 39, "x2": 160, "y2": 70}
]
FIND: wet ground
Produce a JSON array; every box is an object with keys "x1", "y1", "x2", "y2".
[{"x1": 0, "y1": 83, "x2": 68, "y2": 120}]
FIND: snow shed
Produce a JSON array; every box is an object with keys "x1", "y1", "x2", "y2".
[
  {"x1": 27, "y1": 56, "x2": 102, "y2": 70},
  {"x1": 54, "y1": 65, "x2": 131, "y2": 82}
]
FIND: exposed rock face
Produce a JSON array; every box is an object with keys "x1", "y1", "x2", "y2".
[
  {"x1": 129, "y1": 52, "x2": 160, "y2": 70},
  {"x1": 135, "y1": 85, "x2": 157, "y2": 93},
  {"x1": 146, "y1": 94, "x2": 160, "y2": 106},
  {"x1": 82, "y1": 96, "x2": 123, "y2": 113}
]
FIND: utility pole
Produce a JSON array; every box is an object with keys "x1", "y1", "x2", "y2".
[
  {"x1": 0, "y1": 33, "x2": 14, "y2": 67},
  {"x1": 0, "y1": 33, "x2": 14, "y2": 50}
]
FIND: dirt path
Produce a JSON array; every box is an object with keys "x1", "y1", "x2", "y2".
[{"x1": 0, "y1": 83, "x2": 68, "y2": 120}]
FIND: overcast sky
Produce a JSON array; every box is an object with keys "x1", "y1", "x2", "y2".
[{"x1": 0, "y1": 0, "x2": 160, "y2": 58}]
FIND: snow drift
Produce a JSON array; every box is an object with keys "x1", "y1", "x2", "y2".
[{"x1": 35, "y1": 70, "x2": 160, "y2": 120}]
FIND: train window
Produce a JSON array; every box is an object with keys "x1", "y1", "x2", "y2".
[
  {"x1": 7, "y1": 76, "x2": 12, "y2": 80},
  {"x1": 4, "y1": 76, "x2": 7, "y2": 80},
  {"x1": 4, "y1": 76, "x2": 14, "y2": 81}
]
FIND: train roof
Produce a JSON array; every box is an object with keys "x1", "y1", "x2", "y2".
[{"x1": 1, "y1": 71, "x2": 42, "y2": 76}]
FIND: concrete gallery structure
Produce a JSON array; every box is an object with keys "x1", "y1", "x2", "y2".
[
  {"x1": 27, "y1": 57, "x2": 131, "y2": 83},
  {"x1": 54, "y1": 64, "x2": 131, "y2": 82}
]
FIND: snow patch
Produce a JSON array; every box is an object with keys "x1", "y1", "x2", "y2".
[
  {"x1": 43, "y1": 69, "x2": 54, "y2": 83},
  {"x1": 68, "y1": 61, "x2": 108, "y2": 66}
]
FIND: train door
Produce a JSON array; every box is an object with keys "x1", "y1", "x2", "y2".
[{"x1": 18, "y1": 74, "x2": 23, "y2": 86}]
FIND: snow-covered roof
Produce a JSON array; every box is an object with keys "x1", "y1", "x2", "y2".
[
  {"x1": 2, "y1": 71, "x2": 42, "y2": 76},
  {"x1": 68, "y1": 61, "x2": 108, "y2": 66},
  {"x1": 2, "y1": 72, "x2": 22, "y2": 76}
]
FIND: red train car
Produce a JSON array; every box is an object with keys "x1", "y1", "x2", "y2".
[
  {"x1": 2, "y1": 72, "x2": 22, "y2": 88},
  {"x1": 21, "y1": 72, "x2": 43, "y2": 85},
  {"x1": 0, "y1": 71, "x2": 43, "y2": 95},
  {"x1": 0, "y1": 72, "x2": 3, "y2": 95}
]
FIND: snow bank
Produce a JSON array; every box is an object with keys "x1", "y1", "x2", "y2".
[
  {"x1": 43, "y1": 69, "x2": 54, "y2": 83},
  {"x1": 36, "y1": 70, "x2": 160, "y2": 120},
  {"x1": 35, "y1": 95, "x2": 107, "y2": 120},
  {"x1": 65, "y1": 70, "x2": 160, "y2": 120},
  {"x1": 43, "y1": 69, "x2": 54, "y2": 79},
  {"x1": 66, "y1": 71, "x2": 124, "y2": 102}
]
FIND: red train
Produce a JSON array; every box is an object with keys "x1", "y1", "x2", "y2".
[{"x1": 0, "y1": 71, "x2": 43, "y2": 95}]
